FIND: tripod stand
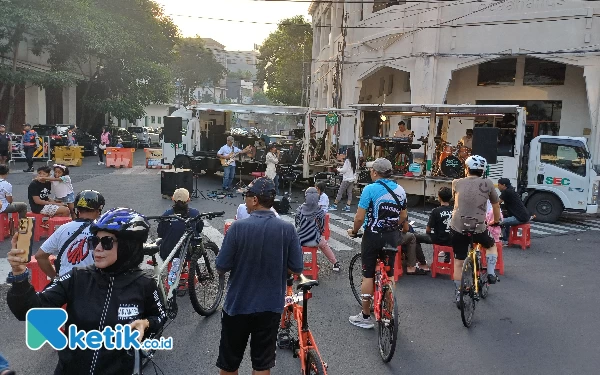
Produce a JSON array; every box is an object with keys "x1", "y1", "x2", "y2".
[{"x1": 191, "y1": 172, "x2": 206, "y2": 199}]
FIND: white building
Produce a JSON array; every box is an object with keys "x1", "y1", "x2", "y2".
[
  {"x1": 309, "y1": 0, "x2": 600, "y2": 166},
  {"x1": 226, "y1": 50, "x2": 259, "y2": 81}
]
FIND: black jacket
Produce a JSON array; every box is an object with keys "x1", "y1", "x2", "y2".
[{"x1": 7, "y1": 266, "x2": 166, "y2": 375}]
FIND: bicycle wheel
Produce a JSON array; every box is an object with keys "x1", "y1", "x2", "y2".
[
  {"x1": 349, "y1": 253, "x2": 363, "y2": 307},
  {"x1": 188, "y1": 241, "x2": 225, "y2": 316},
  {"x1": 460, "y1": 257, "x2": 476, "y2": 328},
  {"x1": 378, "y1": 284, "x2": 398, "y2": 363},
  {"x1": 306, "y1": 348, "x2": 326, "y2": 375}
]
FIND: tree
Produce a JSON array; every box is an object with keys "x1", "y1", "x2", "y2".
[
  {"x1": 200, "y1": 92, "x2": 215, "y2": 103},
  {"x1": 256, "y1": 16, "x2": 312, "y2": 106},
  {"x1": 228, "y1": 70, "x2": 253, "y2": 81},
  {"x1": 251, "y1": 91, "x2": 273, "y2": 105}
]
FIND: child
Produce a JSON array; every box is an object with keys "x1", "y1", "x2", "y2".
[
  {"x1": 329, "y1": 147, "x2": 356, "y2": 212},
  {"x1": 28, "y1": 166, "x2": 70, "y2": 219},
  {"x1": 295, "y1": 187, "x2": 340, "y2": 272},
  {"x1": 40, "y1": 164, "x2": 75, "y2": 219},
  {"x1": 315, "y1": 181, "x2": 329, "y2": 213}
]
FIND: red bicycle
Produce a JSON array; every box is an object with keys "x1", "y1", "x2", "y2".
[{"x1": 277, "y1": 274, "x2": 328, "y2": 374}]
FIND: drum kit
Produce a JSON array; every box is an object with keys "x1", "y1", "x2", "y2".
[{"x1": 434, "y1": 141, "x2": 472, "y2": 178}]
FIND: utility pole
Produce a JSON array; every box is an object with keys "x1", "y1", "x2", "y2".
[{"x1": 301, "y1": 43, "x2": 306, "y2": 107}]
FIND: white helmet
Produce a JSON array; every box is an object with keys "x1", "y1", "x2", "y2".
[{"x1": 465, "y1": 155, "x2": 487, "y2": 171}]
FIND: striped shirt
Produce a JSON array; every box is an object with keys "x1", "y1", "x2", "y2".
[{"x1": 294, "y1": 208, "x2": 325, "y2": 247}]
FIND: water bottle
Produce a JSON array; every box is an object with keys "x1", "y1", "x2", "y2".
[{"x1": 168, "y1": 258, "x2": 181, "y2": 286}]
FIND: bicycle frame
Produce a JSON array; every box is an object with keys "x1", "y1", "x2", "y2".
[{"x1": 373, "y1": 256, "x2": 393, "y2": 322}]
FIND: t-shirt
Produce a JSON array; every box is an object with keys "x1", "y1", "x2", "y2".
[
  {"x1": 358, "y1": 179, "x2": 407, "y2": 233},
  {"x1": 427, "y1": 205, "x2": 453, "y2": 245},
  {"x1": 40, "y1": 220, "x2": 93, "y2": 276},
  {"x1": 390, "y1": 129, "x2": 412, "y2": 138},
  {"x1": 236, "y1": 204, "x2": 279, "y2": 220},
  {"x1": 28, "y1": 180, "x2": 52, "y2": 214},
  {"x1": 318, "y1": 193, "x2": 329, "y2": 213},
  {"x1": 0, "y1": 133, "x2": 10, "y2": 149},
  {"x1": 216, "y1": 210, "x2": 303, "y2": 315},
  {"x1": 460, "y1": 136, "x2": 473, "y2": 149},
  {"x1": 500, "y1": 187, "x2": 530, "y2": 222},
  {"x1": 52, "y1": 176, "x2": 74, "y2": 199},
  {"x1": 0, "y1": 179, "x2": 12, "y2": 212},
  {"x1": 217, "y1": 144, "x2": 241, "y2": 167},
  {"x1": 450, "y1": 176, "x2": 499, "y2": 233}
]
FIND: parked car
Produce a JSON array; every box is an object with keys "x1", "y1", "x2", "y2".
[
  {"x1": 57, "y1": 128, "x2": 99, "y2": 156},
  {"x1": 147, "y1": 128, "x2": 161, "y2": 146},
  {"x1": 107, "y1": 127, "x2": 138, "y2": 148},
  {"x1": 128, "y1": 126, "x2": 159, "y2": 147}
]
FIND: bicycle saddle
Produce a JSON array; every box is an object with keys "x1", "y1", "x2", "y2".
[
  {"x1": 297, "y1": 274, "x2": 319, "y2": 290},
  {"x1": 142, "y1": 239, "x2": 162, "y2": 256}
]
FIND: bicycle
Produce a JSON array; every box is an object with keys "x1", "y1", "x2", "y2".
[
  {"x1": 277, "y1": 274, "x2": 328, "y2": 375},
  {"x1": 348, "y1": 234, "x2": 399, "y2": 363}
]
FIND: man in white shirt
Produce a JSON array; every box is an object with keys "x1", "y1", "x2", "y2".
[
  {"x1": 0, "y1": 165, "x2": 27, "y2": 219},
  {"x1": 34, "y1": 190, "x2": 105, "y2": 279},
  {"x1": 217, "y1": 136, "x2": 251, "y2": 191},
  {"x1": 459, "y1": 129, "x2": 473, "y2": 149},
  {"x1": 389, "y1": 121, "x2": 414, "y2": 166},
  {"x1": 236, "y1": 203, "x2": 280, "y2": 220},
  {"x1": 389, "y1": 121, "x2": 412, "y2": 138}
]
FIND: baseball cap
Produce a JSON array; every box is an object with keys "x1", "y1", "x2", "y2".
[
  {"x1": 22, "y1": 123, "x2": 31, "y2": 127},
  {"x1": 366, "y1": 158, "x2": 393, "y2": 173},
  {"x1": 246, "y1": 177, "x2": 276, "y2": 197},
  {"x1": 498, "y1": 178, "x2": 511, "y2": 187},
  {"x1": 172, "y1": 188, "x2": 190, "y2": 202}
]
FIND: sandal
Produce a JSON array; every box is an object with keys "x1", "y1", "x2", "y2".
[{"x1": 406, "y1": 268, "x2": 428, "y2": 276}]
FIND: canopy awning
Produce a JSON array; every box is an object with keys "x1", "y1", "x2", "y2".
[
  {"x1": 189, "y1": 103, "x2": 309, "y2": 116},
  {"x1": 349, "y1": 104, "x2": 521, "y2": 115}
]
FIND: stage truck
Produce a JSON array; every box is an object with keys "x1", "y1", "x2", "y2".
[{"x1": 345, "y1": 104, "x2": 598, "y2": 223}]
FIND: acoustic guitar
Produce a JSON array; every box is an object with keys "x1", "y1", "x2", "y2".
[{"x1": 221, "y1": 145, "x2": 252, "y2": 166}]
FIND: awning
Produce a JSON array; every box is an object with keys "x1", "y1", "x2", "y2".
[
  {"x1": 349, "y1": 104, "x2": 521, "y2": 115},
  {"x1": 189, "y1": 103, "x2": 309, "y2": 116}
]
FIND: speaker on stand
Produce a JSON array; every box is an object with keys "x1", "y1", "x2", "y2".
[
  {"x1": 163, "y1": 117, "x2": 183, "y2": 144},
  {"x1": 471, "y1": 127, "x2": 500, "y2": 165}
]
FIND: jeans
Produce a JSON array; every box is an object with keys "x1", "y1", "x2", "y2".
[
  {"x1": 273, "y1": 174, "x2": 280, "y2": 196},
  {"x1": 0, "y1": 352, "x2": 9, "y2": 371},
  {"x1": 223, "y1": 165, "x2": 236, "y2": 189},
  {"x1": 335, "y1": 180, "x2": 354, "y2": 204},
  {"x1": 500, "y1": 216, "x2": 529, "y2": 241},
  {"x1": 24, "y1": 146, "x2": 35, "y2": 169}
]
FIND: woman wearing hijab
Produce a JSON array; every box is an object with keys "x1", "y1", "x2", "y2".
[{"x1": 295, "y1": 187, "x2": 340, "y2": 272}]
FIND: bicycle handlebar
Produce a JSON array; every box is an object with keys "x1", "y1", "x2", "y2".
[{"x1": 145, "y1": 211, "x2": 225, "y2": 223}]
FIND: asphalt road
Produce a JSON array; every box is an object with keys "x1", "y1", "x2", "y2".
[{"x1": 0, "y1": 153, "x2": 599, "y2": 374}]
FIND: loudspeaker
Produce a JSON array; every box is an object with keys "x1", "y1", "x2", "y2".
[
  {"x1": 163, "y1": 117, "x2": 182, "y2": 144},
  {"x1": 161, "y1": 169, "x2": 193, "y2": 197},
  {"x1": 472, "y1": 127, "x2": 500, "y2": 164},
  {"x1": 362, "y1": 111, "x2": 380, "y2": 139}
]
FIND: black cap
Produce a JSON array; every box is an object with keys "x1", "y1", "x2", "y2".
[{"x1": 498, "y1": 178, "x2": 511, "y2": 187}]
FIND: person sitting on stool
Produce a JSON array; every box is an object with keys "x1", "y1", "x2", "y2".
[
  {"x1": 217, "y1": 136, "x2": 251, "y2": 191},
  {"x1": 497, "y1": 178, "x2": 531, "y2": 245},
  {"x1": 389, "y1": 121, "x2": 413, "y2": 166},
  {"x1": 414, "y1": 187, "x2": 453, "y2": 263}
]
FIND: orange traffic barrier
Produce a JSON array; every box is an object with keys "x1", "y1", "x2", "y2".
[{"x1": 105, "y1": 147, "x2": 134, "y2": 168}]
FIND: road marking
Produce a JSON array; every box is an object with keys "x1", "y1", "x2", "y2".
[
  {"x1": 202, "y1": 220, "x2": 224, "y2": 247},
  {"x1": 280, "y1": 215, "x2": 359, "y2": 248},
  {"x1": 326, "y1": 237, "x2": 354, "y2": 251}
]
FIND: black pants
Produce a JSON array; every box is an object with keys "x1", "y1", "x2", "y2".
[
  {"x1": 98, "y1": 149, "x2": 104, "y2": 162},
  {"x1": 24, "y1": 146, "x2": 35, "y2": 169}
]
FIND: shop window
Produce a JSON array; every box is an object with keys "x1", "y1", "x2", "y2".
[
  {"x1": 540, "y1": 141, "x2": 587, "y2": 176},
  {"x1": 158, "y1": 117, "x2": 161, "y2": 124},
  {"x1": 151, "y1": 116, "x2": 156, "y2": 124},
  {"x1": 524, "y1": 58, "x2": 566, "y2": 86},
  {"x1": 477, "y1": 58, "x2": 517, "y2": 86}
]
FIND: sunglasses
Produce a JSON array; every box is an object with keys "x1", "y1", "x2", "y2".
[{"x1": 88, "y1": 236, "x2": 117, "y2": 250}]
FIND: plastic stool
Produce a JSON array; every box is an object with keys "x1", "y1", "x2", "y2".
[
  {"x1": 508, "y1": 223, "x2": 531, "y2": 250},
  {"x1": 394, "y1": 247, "x2": 403, "y2": 281},
  {"x1": 26, "y1": 212, "x2": 50, "y2": 241},
  {"x1": 251, "y1": 172, "x2": 265, "y2": 178},
  {"x1": 302, "y1": 246, "x2": 319, "y2": 280},
  {"x1": 0, "y1": 212, "x2": 19, "y2": 240},
  {"x1": 478, "y1": 242, "x2": 505, "y2": 275},
  {"x1": 224, "y1": 221, "x2": 232, "y2": 234},
  {"x1": 27, "y1": 257, "x2": 52, "y2": 292},
  {"x1": 431, "y1": 245, "x2": 454, "y2": 278},
  {"x1": 48, "y1": 217, "x2": 72, "y2": 236},
  {"x1": 324, "y1": 214, "x2": 330, "y2": 241}
]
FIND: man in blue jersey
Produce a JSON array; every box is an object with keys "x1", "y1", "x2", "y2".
[{"x1": 347, "y1": 158, "x2": 408, "y2": 329}]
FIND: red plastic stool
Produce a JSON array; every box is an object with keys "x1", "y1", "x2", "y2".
[
  {"x1": 431, "y1": 245, "x2": 454, "y2": 278},
  {"x1": 302, "y1": 246, "x2": 319, "y2": 280},
  {"x1": 324, "y1": 214, "x2": 330, "y2": 241},
  {"x1": 508, "y1": 223, "x2": 531, "y2": 250},
  {"x1": 48, "y1": 217, "x2": 72, "y2": 236},
  {"x1": 224, "y1": 221, "x2": 233, "y2": 234},
  {"x1": 251, "y1": 172, "x2": 265, "y2": 178},
  {"x1": 393, "y1": 247, "x2": 403, "y2": 281},
  {"x1": 27, "y1": 257, "x2": 52, "y2": 292},
  {"x1": 26, "y1": 212, "x2": 50, "y2": 241},
  {"x1": 478, "y1": 242, "x2": 505, "y2": 275},
  {"x1": 0, "y1": 212, "x2": 19, "y2": 240}
]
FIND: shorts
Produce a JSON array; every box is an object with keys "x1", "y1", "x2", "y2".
[
  {"x1": 450, "y1": 229, "x2": 495, "y2": 260},
  {"x1": 55, "y1": 193, "x2": 75, "y2": 204},
  {"x1": 40, "y1": 204, "x2": 60, "y2": 217},
  {"x1": 360, "y1": 230, "x2": 400, "y2": 278},
  {"x1": 216, "y1": 310, "x2": 280, "y2": 372},
  {"x1": 0, "y1": 149, "x2": 8, "y2": 157}
]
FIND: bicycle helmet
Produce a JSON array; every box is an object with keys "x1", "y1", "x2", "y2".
[
  {"x1": 464, "y1": 155, "x2": 487, "y2": 171},
  {"x1": 90, "y1": 207, "x2": 150, "y2": 242},
  {"x1": 75, "y1": 190, "x2": 105, "y2": 212}
]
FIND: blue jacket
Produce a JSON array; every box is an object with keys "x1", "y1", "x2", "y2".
[
  {"x1": 22, "y1": 130, "x2": 38, "y2": 146},
  {"x1": 157, "y1": 207, "x2": 200, "y2": 260}
]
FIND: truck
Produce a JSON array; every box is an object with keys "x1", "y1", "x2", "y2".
[{"x1": 345, "y1": 104, "x2": 598, "y2": 223}]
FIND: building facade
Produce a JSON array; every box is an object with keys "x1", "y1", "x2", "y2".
[{"x1": 309, "y1": 0, "x2": 600, "y2": 166}]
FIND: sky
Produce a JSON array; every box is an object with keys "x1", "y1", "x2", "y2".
[{"x1": 155, "y1": 0, "x2": 311, "y2": 51}]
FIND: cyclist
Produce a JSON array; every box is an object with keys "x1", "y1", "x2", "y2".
[
  {"x1": 450, "y1": 155, "x2": 501, "y2": 307},
  {"x1": 347, "y1": 158, "x2": 408, "y2": 329},
  {"x1": 6, "y1": 208, "x2": 167, "y2": 375}
]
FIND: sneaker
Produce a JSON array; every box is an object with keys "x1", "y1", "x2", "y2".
[
  {"x1": 349, "y1": 312, "x2": 374, "y2": 329},
  {"x1": 487, "y1": 274, "x2": 497, "y2": 284},
  {"x1": 343, "y1": 205, "x2": 351, "y2": 212},
  {"x1": 455, "y1": 290, "x2": 461, "y2": 310},
  {"x1": 332, "y1": 262, "x2": 340, "y2": 272},
  {"x1": 329, "y1": 204, "x2": 338, "y2": 211}
]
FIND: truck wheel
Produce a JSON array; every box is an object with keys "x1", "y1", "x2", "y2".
[
  {"x1": 526, "y1": 193, "x2": 562, "y2": 223},
  {"x1": 406, "y1": 194, "x2": 423, "y2": 208},
  {"x1": 173, "y1": 155, "x2": 191, "y2": 170}
]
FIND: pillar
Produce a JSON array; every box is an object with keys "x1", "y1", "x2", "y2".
[
  {"x1": 62, "y1": 85, "x2": 77, "y2": 124},
  {"x1": 24, "y1": 84, "x2": 46, "y2": 125}
]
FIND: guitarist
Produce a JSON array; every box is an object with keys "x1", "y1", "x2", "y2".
[{"x1": 217, "y1": 136, "x2": 251, "y2": 191}]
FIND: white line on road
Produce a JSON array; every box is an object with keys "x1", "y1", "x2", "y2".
[
  {"x1": 281, "y1": 215, "x2": 359, "y2": 247},
  {"x1": 202, "y1": 220, "x2": 224, "y2": 247}
]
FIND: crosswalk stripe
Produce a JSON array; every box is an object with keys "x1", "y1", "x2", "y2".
[
  {"x1": 202, "y1": 220, "x2": 224, "y2": 247},
  {"x1": 279, "y1": 215, "x2": 355, "y2": 251},
  {"x1": 528, "y1": 228, "x2": 552, "y2": 235},
  {"x1": 582, "y1": 220, "x2": 600, "y2": 228},
  {"x1": 534, "y1": 221, "x2": 585, "y2": 232},
  {"x1": 409, "y1": 211, "x2": 431, "y2": 220},
  {"x1": 410, "y1": 218, "x2": 429, "y2": 227},
  {"x1": 327, "y1": 212, "x2": 350, "y2": 222}
]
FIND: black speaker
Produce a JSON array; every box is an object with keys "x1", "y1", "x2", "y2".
[
  {"x1": 362, "y1": 111, "x2": 380, "y2": 139},
  {"x1": 163, "y1": 117, "x2": 182, "y2": 144},
  {"x1": 472, "y1": 127, "x2": 500, "y2": 164},
  {"x1": 161, "y1": 170, "x2": 176, "y2": 196},
  {"x1": 161, "y1": 169, "x2": 193, "y2": 196}
]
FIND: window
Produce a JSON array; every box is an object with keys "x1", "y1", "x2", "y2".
[
  {"x1": 158, "y1": 117, "x2": 162, "y2": 124},
  {"x1": 477, "y1": 58, "x2": 517, "y2": 86},
  {"x1": 151, "y1": 116, "x2": 156, "y2": 124},
  {"x1": 379, "y1": 77, "x2": 385, "y2": 97},
  {"x1": 387, "y1": 74, "x2": 394, "y2": 95},
  {"x1": 524, "y1": 58, "x2": 566, "y2": 86},
  {"x1": 540, "y1": 141, "x2": 587, "y2": 176}
]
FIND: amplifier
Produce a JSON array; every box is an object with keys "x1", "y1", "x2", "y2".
[{"x1": 161, "y1": 169, "x2": 193, "y2": 197}]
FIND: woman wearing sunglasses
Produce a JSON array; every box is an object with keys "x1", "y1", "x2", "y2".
[{"x1": 6, "y1": 208, "x2": 167, "y2": 375}]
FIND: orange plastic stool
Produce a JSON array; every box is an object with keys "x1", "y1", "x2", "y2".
[
  {"x1": 431, "y1": 245, "x2": 454, "y2": 278},
  {"x1": 508, "y1": 223, "x2": 531, "y2": 250},
  {"x1": 48, "y1": 217, "x2": 72, "y2": 236},
  {"x1": 27, "y1": 257, "x2": 52, "y2": 292},
  {"x1": 0, "y1": 212, "x2": 19, "y2": 240},
  {"x1": 302, "y1": 246, "x2": 319, "y2": 280},
  {"x1": 393, "y1": 247, "x2": 403, "y2": 281},
  {"x1": 26, "y1": 212, "x2": 50, "y2": 241},
  {"x1": 224, "y1": 221, "x2": 232, "y2": 234},
  {"x1": 478, "y1": 242, "x2": 505, "y2": 275},
  {"x1": 324, "y1": 214, "x2": 330, "y2": 241}
]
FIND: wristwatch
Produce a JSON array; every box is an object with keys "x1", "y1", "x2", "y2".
[{"x1": 6, "y1": 269, "x2": 30, "y2": 284}]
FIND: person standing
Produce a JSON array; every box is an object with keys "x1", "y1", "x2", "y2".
[
  {"x1": 265, "y1": 143, "x2": 280, "y2": 195},
  {"x1": 217, "y1": 136, "x2": 251, "y2": 191},
  {"x1": 66, "y1": 125, "x2": 77, "y2": 146},
  {"x1": 216, "y1": 178, "x2": 303, "y2": 375},
  {"x1": 0, "y1": 125, "x2": 11, "y2": 164},
  {"x1": 21, "y1": 123, "x2": 39, "y2": 172},
  {"x1": 0, "y1": 165, "x2": 27, "y2": 219},
  {"x1": 329, "y1": 147, "x2": 356, "y2": 212},
  {"x1": 497, "y1": 178, "x2": 530, "y2": 245},
  {"x1": 98, "y1": 126, "x2": 111, "y2": 165}
]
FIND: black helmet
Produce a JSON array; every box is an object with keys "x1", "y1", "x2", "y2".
[{"x1": 75, "y1": 190, "x2": 105, "y2": 211}]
